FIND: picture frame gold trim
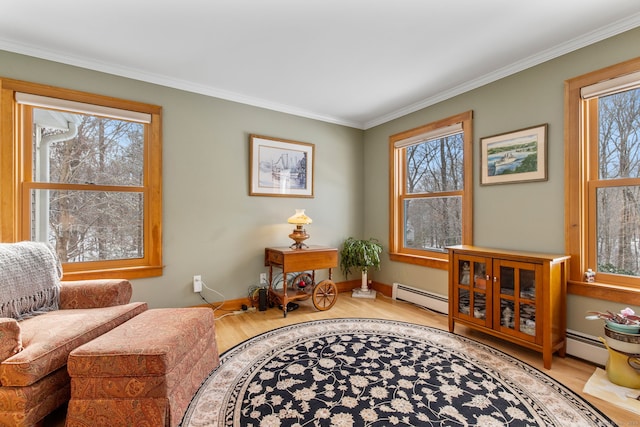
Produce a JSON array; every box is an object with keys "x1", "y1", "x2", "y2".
[
  {"x1": 480, "y1": 124, "x2": 548, "y2": 185},
  {"x1": 249, "y1": 134, "x2": 314, "y2": 197}
]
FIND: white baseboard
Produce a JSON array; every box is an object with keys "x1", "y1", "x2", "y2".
[
  {"x1": 566, "y1": 329, "x2": 608, "y2": 366},
  {"x1": 392, "y1": 282, "x2": 448, "y2": 314}
]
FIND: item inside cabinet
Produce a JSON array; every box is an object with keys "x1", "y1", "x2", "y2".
[{"x1": 459, "y1": 261, "x2": 470, "y2": 285}]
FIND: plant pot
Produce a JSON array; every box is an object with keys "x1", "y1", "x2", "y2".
[
  {"x1": 604, "y1": 325, "x2": 640, "y2": 354},
  {"x1": 605, "y1": 320, "x2": 640, "y2": 334},
  {"x1": 600, "y1": 337, "x2": 640, "y2": 388},
  {"x1": 352, "y1": 270, "x2": 376, "y2": 299},
  {"x1": 361, "y1": 270, "x2": 368, "y2": 291}
]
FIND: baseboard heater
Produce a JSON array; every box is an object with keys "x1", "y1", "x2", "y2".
[
  {"x1": 391, "y1": 282, "x2": 608, "y2": 366},
  {"x1": 392, "y1": 282, "x2": 448, "y2": 315},
  {"x1": 566, "y1": 329, "x2": 608, "y2": 366}
]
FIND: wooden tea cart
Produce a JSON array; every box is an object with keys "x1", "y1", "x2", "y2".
[{"x1": 264, "y1": 246, "x2": 338, "y2": 317}]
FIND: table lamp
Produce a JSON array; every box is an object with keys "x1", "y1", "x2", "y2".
[{"x1": 288, "y1": 209, "x2": 312, "y2": 249}]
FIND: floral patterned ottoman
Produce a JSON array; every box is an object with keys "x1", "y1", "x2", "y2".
[{"x1": 65, "y1": 308, "x2": 219, "y2": 427}]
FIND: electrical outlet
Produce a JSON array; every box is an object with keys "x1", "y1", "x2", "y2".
[
  {"x1": 193, "y1": 275, "x2": 202, "y2": 293},
  {"x1": 259, "y1": 273, "x2": 267, "y2": 285}
]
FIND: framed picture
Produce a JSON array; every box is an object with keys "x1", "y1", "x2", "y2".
[
  {"x1": 480, "y1": 124, "x2": 548, "y2": 185},
  {"x1": 249, "y1": 134, "x2": 314, "y2": 197}
]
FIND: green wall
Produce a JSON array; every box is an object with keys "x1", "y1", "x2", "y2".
[
  {"x1": 0, "y1": 50, "x2": 364, "y2": 309},
  {"x1": 2, "y1": 25, "x2": 639, "y2": 337},
  {"x1": 363, "y1": 26, "x2": 640, "y2": 337}
]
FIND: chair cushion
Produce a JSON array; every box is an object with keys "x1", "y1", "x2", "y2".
[{"x1": 0, "y1": 302, "x2": 147, "y2": 386}]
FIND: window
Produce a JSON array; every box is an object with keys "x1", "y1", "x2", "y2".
[
  {"x1": 0, "y1": 78, "x2": 163, "y2": 279},
  {"x1": 389, "y1": 111, "x2": 473, "y2": 269},
  {"x1": 565, "y1": 58, "x2": 640, "y2": 302}
]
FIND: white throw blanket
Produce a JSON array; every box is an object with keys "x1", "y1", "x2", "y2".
[{"x1": 0, "y1": 242, "x2": 62, "y2": 320}]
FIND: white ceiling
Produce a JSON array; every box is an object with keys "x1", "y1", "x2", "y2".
[{"x1": 2, "y1": 1, "x2": 640, "y2": 129}]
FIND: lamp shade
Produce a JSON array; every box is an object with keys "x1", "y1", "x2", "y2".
[{"x1": 287, "y1": 209, "x2": 312, "y2": 225}]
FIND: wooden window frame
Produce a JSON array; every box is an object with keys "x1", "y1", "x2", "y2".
[
  {"x1": 389, "y1": 111, "x2": 473, "y2": 270},
  {"x1": 564, "y1": 57, "x2": 640, "y2": 305},
  {"x1": 0, "y1": 77, "x2": 163, "y2": 280}
]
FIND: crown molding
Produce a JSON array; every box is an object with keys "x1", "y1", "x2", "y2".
[
  {"x1": 363, "y1": 12, "x2": 640, "y2": 129},
  {"x1": 0, "y1": 38, "x2": 362, "y2": 129},
  {"x1": 2, "y1": 11, "x2": 640, "y2": 131}
]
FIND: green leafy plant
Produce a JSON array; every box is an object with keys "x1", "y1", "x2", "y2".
[{"x1": 339, "y1": 237, "x2": 383, "y2": 278}]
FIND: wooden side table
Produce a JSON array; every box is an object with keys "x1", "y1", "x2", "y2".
[{"x1": 264, "y1": 246, "x2": 338, "y2": 317}]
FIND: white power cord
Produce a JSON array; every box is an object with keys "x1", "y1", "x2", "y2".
[
  {"x1": 200, "y1": 280, "x2": 257, "y2": 320},
  {"x1": 199, "y1": 280, "x2": 226, "y2": 314}
]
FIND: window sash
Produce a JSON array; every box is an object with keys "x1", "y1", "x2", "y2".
[
  {"x1": 20, "y1": 103, "x2": 152, "y2": 269},
  {"x1": 403, "y1": 195, "x2": 463, "y2": 252},
  {"x1": 404, "y1": 134, "x2": 464, "y2": 195},
  {"x1": 586, "y1": 179, "x2": 640, "y2": 287},
  {"x1": 583, "y1": 91, "x2": 640, "y2": 286}
]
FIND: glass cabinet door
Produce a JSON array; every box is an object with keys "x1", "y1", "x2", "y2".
[
  {"x1": 494, "y1": 260, "x2": 540, "y2": 342},
  {"x1": 454, "y1": 255, "x2": 490, "y2": 327}
]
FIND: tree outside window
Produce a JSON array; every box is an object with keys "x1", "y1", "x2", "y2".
[
  {"x1": 591, "y1": 88, "x2": 640, "y2": 280},
  {"x1": 404, "y1": 134, "x2": 463, "y2": 251},
  {"x1": 33, "y1": 111, "x2": 145, "y2": 262}
]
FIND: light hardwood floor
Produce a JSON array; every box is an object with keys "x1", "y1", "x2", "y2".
[{"x1": 45, "y1": 292, "x2": 635, "y2": 426}]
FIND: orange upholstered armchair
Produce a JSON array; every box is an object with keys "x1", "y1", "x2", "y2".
[{"x1": 0, "y1": 242, "x2": 147, "y2": 427}]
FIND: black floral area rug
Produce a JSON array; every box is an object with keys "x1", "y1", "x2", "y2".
[{"x1": 181, "y1": 318, "x2": 615, "y2": 426}]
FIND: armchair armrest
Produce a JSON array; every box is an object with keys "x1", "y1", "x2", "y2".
[
  {"x1": 0, "y1": 318, "x2": 22, "y2": 362},
  {"x1": 59, "y1": 279, "x2": 133, "y2": 309}
]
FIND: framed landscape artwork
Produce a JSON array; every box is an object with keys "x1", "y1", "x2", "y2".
[
  {"x1": 249, "y1": 134, "x2": 314, "y2": 197},
  {"x1": 480, "y1": 124, "x2": 548, "y2": 185}
]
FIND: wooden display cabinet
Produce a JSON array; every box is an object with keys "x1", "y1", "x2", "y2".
[{"x1": 448, "y1": 245, "x2": 570, "y2": 369}]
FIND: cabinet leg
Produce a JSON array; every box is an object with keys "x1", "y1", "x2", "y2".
[
  {"x1": 559, "y1": 341, "x2": 567, "y2": 358},
  {"x1": 543, "y1": 352, "x2": 552, "y2": 369}
]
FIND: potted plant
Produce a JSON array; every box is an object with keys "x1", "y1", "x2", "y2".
[
  {"x1": 586, "y1": 306, "x2": 640, "y2": 354},
  {"x1": 586, "y1": 307, "x2": 640, "y2": 388},
  {"x1": 339, "y1": 237, "x2": 383, "y2": 298}
]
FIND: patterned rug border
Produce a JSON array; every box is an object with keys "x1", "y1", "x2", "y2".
[{"x1": 181, "y1": 317, "x2": 616, "y2": 426}]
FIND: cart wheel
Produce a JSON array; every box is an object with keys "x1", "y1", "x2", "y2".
[
  {"x1": 292, "y1": 272, "x2": 314, "y2": 290},
  {"x1": 312, "y1": 280, "x2": 338, "y2": 311}
]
